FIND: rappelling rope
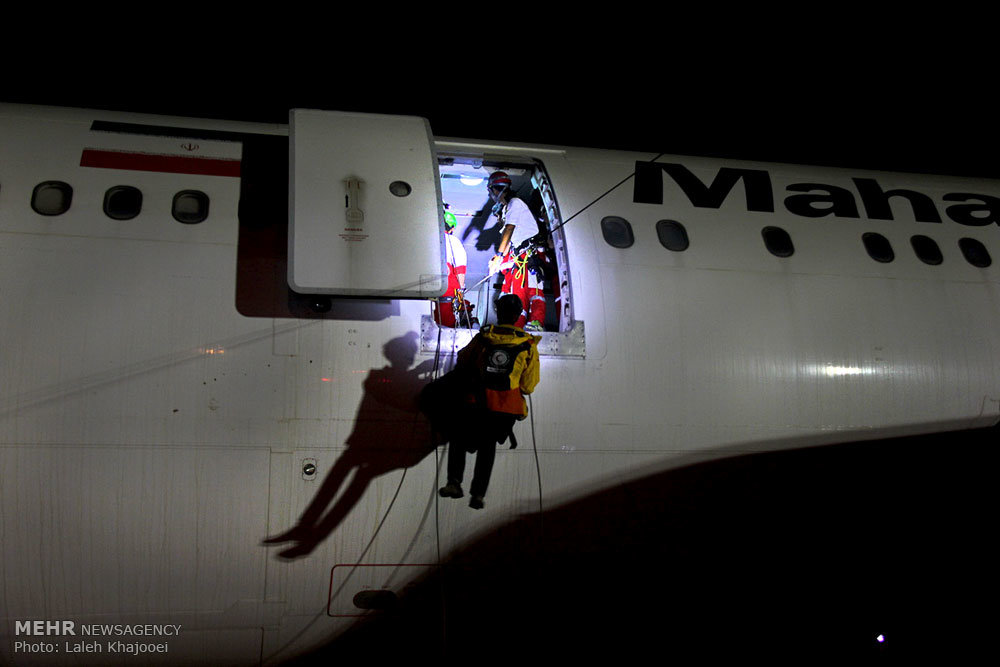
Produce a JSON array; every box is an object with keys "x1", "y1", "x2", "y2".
[
  {"x1": 261, "y1": 461, "x2": 411, "y2": 665},
  {"x1": 263, "y1": 324, "x2": 446, "y2": 666},
  {"x1": 528, "y1": 393, "x2": 542, "y2": 515},
  {"x1": 548, "y1": 151, "x2": 666, "y2": 237},
  {"x1": 429, "y1": 320, "x2": 455, "y2": 654},
  {"x1": 514, "y1": 155, "x2": 668, "y2": 517}
]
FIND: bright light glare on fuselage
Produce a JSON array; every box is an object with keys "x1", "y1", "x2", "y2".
[
  {"x1": 460, "y1": 176, "x2": 484, "y2": 187},
  {"x1": 805, "y1": 364, "x2": 878, "y2": 377},
  {"x1": 823, "y1": 365, "x2": 868, "y2": 376}
]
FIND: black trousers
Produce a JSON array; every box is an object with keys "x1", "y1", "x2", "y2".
[
  {"x1": 446, "y1": 411, "x2": 516, "y2": 498},
  {"x1": 447, "y1": 438, "x2": 497, "y2": 498}
]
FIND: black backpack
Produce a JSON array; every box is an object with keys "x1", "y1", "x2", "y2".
[{"x1": 478, "y1": 336, "x2": 533, "y2": 391}]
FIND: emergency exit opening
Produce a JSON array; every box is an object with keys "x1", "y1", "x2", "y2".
[{"x1": 435, "y1": 154, "x2": 572, "y2": 334}]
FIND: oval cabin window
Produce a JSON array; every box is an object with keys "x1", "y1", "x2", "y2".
[
  {"x1": 959, "y1": 237, "x2": 992, "y2": 268},
  {"x1": 104, "y1": 186, "x2": 143, "y2": 220},
  {"x1": 600, "y1": 216, "x2": 634, "y2": 249},
  {"x1": 761, "y1": 226, "x2": 794, "y2": 258},
  {"x1": 172, "y1": 190, "x2": 210, "y2": 224},
  {"x1": 862, "y1": 232, "x2": 894, "y2": 263},
  {"x1": 31, "y1": 181, "x2": 73, "y2": 216},
  {"x1": 910, "y1": 235, "x2": 942, "y2": 266},
  {"x1": 656, "y1": 220, "x2": 689, "y2": 252}
]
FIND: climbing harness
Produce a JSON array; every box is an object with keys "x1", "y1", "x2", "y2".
[{"x1": 512, "y1": 251, "x2": 530, "y2": 287}]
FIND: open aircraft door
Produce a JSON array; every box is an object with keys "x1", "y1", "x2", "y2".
[{"x1": 289, "y1": 109, "x2": 445, "y2": 298}]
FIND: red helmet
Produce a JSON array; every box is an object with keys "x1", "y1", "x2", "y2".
[{"x1": 487, "y1": 171, "x2": 512, "y2": 190}]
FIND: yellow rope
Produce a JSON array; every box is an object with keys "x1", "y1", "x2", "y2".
[{"x1": 512, "y1": 251, "x2": 531, "y2": 287}]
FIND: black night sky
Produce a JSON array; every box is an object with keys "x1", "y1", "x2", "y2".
[{"x1": 5, "y1": 27, "x2": 997, "y2": 180}]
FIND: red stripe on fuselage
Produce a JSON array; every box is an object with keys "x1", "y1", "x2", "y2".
[{"x1": 80, "y1": 149, "x2": 241, "y2": 177}]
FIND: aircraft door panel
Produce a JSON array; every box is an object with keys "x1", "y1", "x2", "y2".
[{"x1": 289, "y1": 110, "x2": 445, "y2": 298}]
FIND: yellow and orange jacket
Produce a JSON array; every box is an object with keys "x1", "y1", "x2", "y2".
[{"x1": 456, "y1": 324, "x2": 540, "y2": 419}]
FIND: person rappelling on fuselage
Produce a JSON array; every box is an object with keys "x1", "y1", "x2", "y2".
[
  {"x1": 436, "y1": 293, "x2": 541, "y2": 510},
  {"x1": 486, "y1": 171, "x2": 546, "y2": 332}
]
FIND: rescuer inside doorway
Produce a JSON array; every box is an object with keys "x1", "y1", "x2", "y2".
[
  {"x1": 437, "y1": 293, "x2": 541, "y2": 509},
  {"x1": 435, "y1": 208, "x2": 471, "y2": 328},
  {"x1": 486, "y1": 171, "x2": 546, "y2": 332}
]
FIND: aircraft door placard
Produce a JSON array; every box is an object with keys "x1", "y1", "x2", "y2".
[{"x1": 289, "y1": 109, "x2": 446, "y2": 297}]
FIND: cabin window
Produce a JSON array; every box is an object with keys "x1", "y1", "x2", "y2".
[
  {"x1": 761, "y1": 226, "x2": 794, "y2": 257},
  {"x1": 103, "y1": 186, "x2": 143, "y2": 220},
  {"x1": 862, "y1": 232, "x2": 894, "y2": 263},
  {"x1": 31, "y1": 181, "x2": 73, "y2": 216},
  {"x1": 656, "y1": 220, "x2": 689, "y2": 252},
  {"x1": 910, "y1": 235, "x2": 942, "y2": 265},
  {"x1": 600, "y1": 216, "x2": 634, "y2": 249},
  {"x1": 172, "y1": 190, "x2": 209, "y2": 224},
  {"x1": 959, "y1": 237, "x2": 992, "y2": 268}
]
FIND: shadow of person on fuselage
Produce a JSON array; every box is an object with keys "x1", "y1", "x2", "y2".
[{"x1": 262, "y1": 332, "x2": 435, "y2": 560}]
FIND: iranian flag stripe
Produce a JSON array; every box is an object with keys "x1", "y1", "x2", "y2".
[{"x1": 80, "y1": 149, "x2": 241, "y2": 177}]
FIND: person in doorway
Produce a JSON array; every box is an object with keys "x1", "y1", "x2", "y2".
[
  {"x1": 485, "y1": 171, "x2": 546, "y2": 331},
  {"x1": 437, "y1": 293, "x2": 541, "y2": 509},
  {"x1": 436, "y1": 208, "x2": 470, "y2": 328}
]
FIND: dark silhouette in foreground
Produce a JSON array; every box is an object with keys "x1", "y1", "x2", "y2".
[{"x1": 283, "y1": 425, "x2": 996, "y2": 663}]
